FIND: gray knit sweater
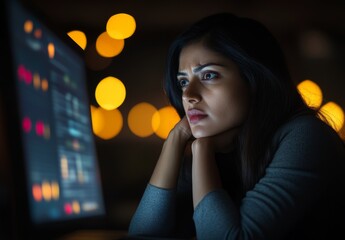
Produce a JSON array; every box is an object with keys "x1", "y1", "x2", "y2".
[{"x1": 128, "y1": 114, "x2": 345, "y2": 240}]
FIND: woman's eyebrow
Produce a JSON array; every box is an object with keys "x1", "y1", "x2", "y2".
[{"x1": 177, "y1": 63, "x2": 225, "y2": 76}]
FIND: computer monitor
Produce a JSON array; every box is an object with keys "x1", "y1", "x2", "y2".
[{"x1": 1, "y1": 0, "x2": 107, "y2": 238}]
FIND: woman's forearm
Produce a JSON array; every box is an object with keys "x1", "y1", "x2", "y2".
[
  {"x1": 150, "y1": 129, "x2": 189, "y2": 189},
  {"x1": 192, "y1": 138, "x2": 222, "y2": 208},
  {"x1": 129, "y1": 121, "x2": 191, "y2": 236}
]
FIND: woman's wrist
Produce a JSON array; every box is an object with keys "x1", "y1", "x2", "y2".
[
  {"x1": 192, "y1": 138, "x2": 213, "y2": 155},
  {"x1": 168, "y1": 125, "x2": 192, "y2": 146}
]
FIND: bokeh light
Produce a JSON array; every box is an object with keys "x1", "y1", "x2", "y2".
[
  {"x1": 106, "y1": 13, "x2": 136, "y2": 39},
  {"x1": 96, "y1": 32, "x2": 124, "y2": 58},
  {"x1": 152, "y1": 106, "x2": 180, "y2": 139},
  {"x1": 93, "y1": 107, "x2": 123, "y2": 140},
  {"x1": 297, "y1": 79, "x2": 323, "y2": 109},
  {"x1": 95, "y1": 76, "x2": 126, "y2": 110},
  {"x1": 128, "y1": 102, "x2": 158, "y2": 137},
  {"x1": 319, "y1": 101, "x2": 345, "y2": 132},
  {"x1": 90, "y1": 105, "x2": 105, "y2": 135},
  {"x1": 67, "y1": 30, "x2": 87, "y2": 50}
]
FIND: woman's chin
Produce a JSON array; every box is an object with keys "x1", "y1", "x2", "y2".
[
  {"x1": 191, "y1": 127, "x2": 228, "y2": 139},
  {"x1": 191, "y1": 129, "x2": 213, "y2": 139}
]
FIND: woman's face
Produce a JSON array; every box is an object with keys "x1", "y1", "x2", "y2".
[{"x1": 178, "y1": 41, "x2": 250, "y2": 138}]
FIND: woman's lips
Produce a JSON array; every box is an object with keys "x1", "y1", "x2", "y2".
[{"x1": 187, "y1": 109, "x2": 208, "y2": 124}]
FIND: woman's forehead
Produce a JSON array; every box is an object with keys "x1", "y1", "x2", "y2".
[{"x1": 178, "y1": 43, "x2": 233, "y2": 72}]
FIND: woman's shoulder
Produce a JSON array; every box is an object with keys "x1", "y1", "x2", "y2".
[
  {"x1": 267, "y1": 112, "x2": 345, "y2": 177},
  {"x1": 277, "y1": 112, "x2": 341, "y2": 140},
  {"x1": 273, "y1": 112, "x2": 345, "y2": 155},
  {"x1": 283, "y1": 111, "x2": 326, "y2": 127}
]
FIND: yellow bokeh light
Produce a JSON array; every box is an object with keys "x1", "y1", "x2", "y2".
[
  {"x1": 67, "y1": 30, "x2": 87, "y2": 50},
  {"x1": 96, "y1": 32, "x2": 124, "y2": 58},
  {"x1": 128, "y1": 102, "x2": 158, "y2": 137},
  {"x1": 90, "y1": 105, "x2": 105, "y2": 135},
  {"x1": 318, "y1": 101, "x2": 345, "y2": 132},
  {"x1": 106, "y1": 13, "x2": 136, "y2": 39},
  {"x1": 297, "y1": 79, "x2": 323, "y2": 109},
  {"x1": 94, "y1": 108, "x2": 123, "y2": 140},
  {"x1": 95, "y1": 76, "x2": 126, "y2": 110},
  {"x1": 153, "y1": 106, "x2": 180, "y2": 139}
]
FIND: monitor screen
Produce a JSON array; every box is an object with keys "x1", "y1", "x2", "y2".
[{"x1": 2, "y1": 0, "x2": 106, "y2": 236}]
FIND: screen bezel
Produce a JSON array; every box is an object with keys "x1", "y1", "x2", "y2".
[{"x1": 1, "y1": 0, "x2": 108, "y2": 238}]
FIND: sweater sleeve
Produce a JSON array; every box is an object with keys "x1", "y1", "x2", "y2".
[
  {"x1": 193, "y1": 116, "x2": 345, "y2": 240},
  {"x1": 128, "y1": 184, "x2": 176, "y2": 237}
]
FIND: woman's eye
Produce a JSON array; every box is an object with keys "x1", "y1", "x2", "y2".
[
  {"x1": 202, "y1": 72, "x2": 218, "y2": 80},
  {"x1": 178, "y1": 79, "x2": 189, "y2": 88}
]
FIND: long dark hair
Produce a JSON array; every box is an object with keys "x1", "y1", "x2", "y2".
[{"x1": 164, "y1": 13, "x2": 315, "y2": 195}]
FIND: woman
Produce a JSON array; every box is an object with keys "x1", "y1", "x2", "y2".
[{"x1": 128, "y1": 12, "x2": 345, "y2": 239}]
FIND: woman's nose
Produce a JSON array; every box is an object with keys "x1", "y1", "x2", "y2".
[{"x1": 182, "y1": 79, "x2": 201, "y2": 104}]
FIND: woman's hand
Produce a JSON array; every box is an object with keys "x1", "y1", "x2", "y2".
[
  {"x1": 149, "y1": 116, "x2": 192, "y2": 189},
  {"x1": 169, "y1": 116, "x2": 193, "y2": 144}
]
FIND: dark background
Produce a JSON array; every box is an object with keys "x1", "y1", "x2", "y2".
[{"x1": 15, "y1": 0, "x2": 345, "y2": 230}]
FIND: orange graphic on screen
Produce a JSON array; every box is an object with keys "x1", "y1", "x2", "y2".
[{"x1": 32, "y1": 184, "x2": 42, "y2": 202}]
